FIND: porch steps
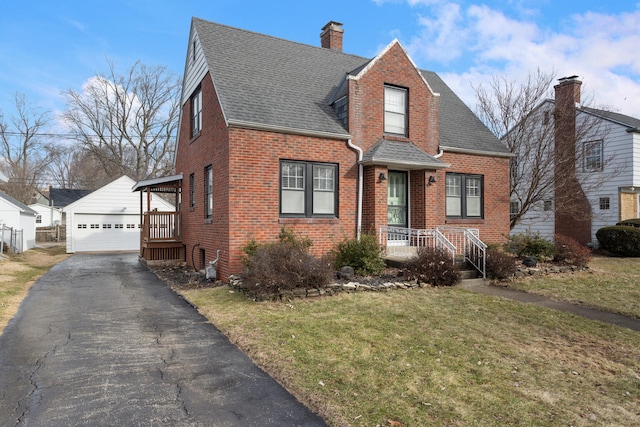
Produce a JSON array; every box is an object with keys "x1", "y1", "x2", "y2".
[{"x1": 384, "y1": 255, "x2": 485, "y2": 287}]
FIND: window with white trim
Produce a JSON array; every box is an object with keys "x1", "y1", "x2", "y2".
[
  {"x1": 584, "y1": 140, "x2": 603, "y2": 171},
  {"x1": 446, "y1": 173, "x2": 483, "y2": 218},
  {"x1": 384, "y1": 86, "x2": 407, "y2": 136},
  {"x1": 35, "y1": 214, "x2": 42, "y2": 224},
  {"x1": 191, "y1": 87, "x2": 202, "y2": 138},
  {"x1": 280, "y1": 161, "x2": 337, "y2": 217}
]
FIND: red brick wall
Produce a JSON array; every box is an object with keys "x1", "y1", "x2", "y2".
[
  {"x1": 348, "y1": 42, "x2": 439, "y2": 155},
  {"x1": 175, "y1": 74, "x2": 360, "y2": 279},
  {"x1": 438, "y1": 152, "x2": 511, "y2": 244},
  {"x1": 175, "y1": 72, "x2": 231, "y2": 277}
]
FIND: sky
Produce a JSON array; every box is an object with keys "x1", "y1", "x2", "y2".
[{"x1": 1, "y1": 0, "x2": 639, "y2": 131}]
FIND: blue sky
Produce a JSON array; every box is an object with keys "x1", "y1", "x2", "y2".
[{"x1": 1, "y1": 0, "x2": 639, "y2": 128}]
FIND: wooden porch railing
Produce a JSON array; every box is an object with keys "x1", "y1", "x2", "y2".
[{"x1": 142, "y1": 211, "x2": 181, "y2": 242}]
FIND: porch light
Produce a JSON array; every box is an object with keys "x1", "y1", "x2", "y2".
[
  {"x1": 429, "y1": 175, "x2": 437, "y2": 184},
  {"x1": 379, "y1": 172, "x2": 387, "y2": 181}
]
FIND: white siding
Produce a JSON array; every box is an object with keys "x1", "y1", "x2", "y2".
[
  {"x1": 28, "y1": 204, "x2": 63, "y2": 227},
  {"x1": 0, "y1": 196, "x2": 36, "y2": 251},
  {"x1": 181, "y1": 27, "x2": 209, "y2": 106},
  {"x1": 65, "y1": 176, "x2": 174, "y2": 253},
  {"x1": 511, "y1": 201, "x2": 555, "y2": 241}
]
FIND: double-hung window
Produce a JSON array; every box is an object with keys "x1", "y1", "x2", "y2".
[
  {"x1": 191, "y1": 86, "x2": 202, "y2": 138},
  {"x1": 204, "y1": 165, "x2": 212, "y2": 219},
  {"x1": 584, "y1": 140, "x2": 603, "y2": 171},
  {"x1": 446, "y1": 173, "x2": 483, "y2": 218},
  {"x1": 189, "y1": 173, "x2": 195, "y2": 208},
  {"x1": 384, "y1": 86, "x2": 407, "y2": 136},
  {"x1": 280, "y1": 161, "x2": 337, "y2": 217}
]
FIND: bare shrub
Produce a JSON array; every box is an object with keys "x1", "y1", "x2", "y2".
[{"x1": 403, "y1": 247, "x2": 460, "y2": 287}]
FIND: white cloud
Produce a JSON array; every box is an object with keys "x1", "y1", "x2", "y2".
[{"x1": 399, "y1": 1, "x2": 640, "y2": 118}]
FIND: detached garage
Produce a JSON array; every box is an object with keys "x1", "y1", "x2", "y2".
[{"x1": 65, "y1": 175, "x2": 174, "y2": 253}]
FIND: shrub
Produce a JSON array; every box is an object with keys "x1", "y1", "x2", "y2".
[
  {"x1": 554, "y1": 234, "x2": 591, "y2": 267},
  {"x1": 403, "y1": 247, "x2": 460, "y2": 287},
  {"x1": 596, "y1": 226, "x2": 640, "y2": 257},
  {"x1": 241, "y1": 227, "x2": 333, "y2": 297},
  {"x1": 616, "y1": 218, "x2": 640, "y2": 228},
  {"x1": 506, "y1": 232, "x2": 554, "y2": 259},
  {"x1": 485, "y1": 249, "x2": 517, "y2": 281},
  {"x1": 333, "y1": 233, "x2": 386, "y2": 276}
]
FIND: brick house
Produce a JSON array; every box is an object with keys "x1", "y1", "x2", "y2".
[{"x1": 140, "y1": 18, "x2": 511, "y2": 281}]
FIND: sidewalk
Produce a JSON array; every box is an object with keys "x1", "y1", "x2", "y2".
[{"x1": 460, "y1": 281, "x2": 640, "y2": 332}]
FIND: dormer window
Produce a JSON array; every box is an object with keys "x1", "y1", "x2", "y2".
[{"x1": 384, "y1": 86, "x2": 407, "y2": 136}]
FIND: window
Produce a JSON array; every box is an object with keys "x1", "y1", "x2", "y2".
[
  {"x1": 510, "y1": 201, "x2": 520, "y2": 220},
  {"x1": 115, "y1": 224, "x2": 123, "y2": 229},
  {"x1": 510, "y1": 158, "x2": 518, "y2": 182},
  {"x1": 191, "y1": 87, "x2": 202, "y2": 137},
  {"x1": 35, "y1": 214, "x2": 42, "y2": 224},
  {"x1": 599, "y1": 197, "x2": 610, "y2": 210},
  {"x1": 446, "y1": 173, "x2": 483, "y2": 218},
  {"x1": 280, "y1": 161, "x2": 337, "y2": 217},
  {"x1": 543, "y1": 200, "x2": 553, "y2": 211},
  {"x1": 584, "y1": 140, "x2": 603, "y2": 171},
  {"x1": 189, "y1": 173, "x2": 195, "y2": 208},
  {"x1": 78, "y1": 224, "x2": 87, "y2": 229},
  {"x1": 384, "y1": 86, "x2": 407, "y2": 136},
  {"x1": 205, "y1": 165, "x2": 213, "y2": 219},
  {"x1": 102, "y1": 224, "x2": 111, "y2": 229}
]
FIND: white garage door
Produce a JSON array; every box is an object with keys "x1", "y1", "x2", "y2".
[{"x1": 73, "y1": 214, "x2": 140, "y2": 252}]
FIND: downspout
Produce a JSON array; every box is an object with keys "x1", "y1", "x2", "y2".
[
  {"x1": 434, "y1": 147, "x2": 444, "y2": 158},
  {"x1": 347, "y1": 138, "x2": 363, "y2": 240}
]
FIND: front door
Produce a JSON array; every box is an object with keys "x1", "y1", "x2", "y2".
[{"x1": 388, "y1": 171, "x2": 408, "y2": 228}]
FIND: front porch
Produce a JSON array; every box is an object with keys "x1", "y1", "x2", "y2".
[
  {"x1": 133, "y1": 174, "x2": 185, "y2": 263},
  {"x1": 379, "y1": 226, "x2": 487, "y2": 278}
]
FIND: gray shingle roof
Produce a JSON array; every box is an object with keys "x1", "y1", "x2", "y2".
[
  {"x1": 193, "y1": 18, "x2": 509, "y2": 155},
  {"x1": 580, "y1": 106, "x2": 640, "y2": 130},
  {"x1": 49, "y1": 188, "x2": 92, "y2": 208},
  {"x1": 362, "y1": 139, "x2": 449, "y2": 169}
]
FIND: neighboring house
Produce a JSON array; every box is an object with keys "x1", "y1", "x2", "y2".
[
  {"x1": 65, "y1": 175, "x2": 174, "y2": 253},
  {"x1": 148, "y1": 18, "x2": 511, "y2": 280},
  {"x1": 0, "y1": 170, "x2": 7, "y2": 183},
  {"x1": 0, "y1": 189, "x2": 38, "y2": 251},
  {"x1": 511, "y1": 76, "x2": 640, "y2": 246},
  {"x1": 28, "y1": 203, "x2": 63, "y2": 227}
]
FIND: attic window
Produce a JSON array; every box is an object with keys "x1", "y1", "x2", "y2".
[
  {"x1": 192, "y1": 40, "x2": 197, "y2": 63},
  {"x1": 384, "y1": 86, "x2": 407, "y2": 136}
]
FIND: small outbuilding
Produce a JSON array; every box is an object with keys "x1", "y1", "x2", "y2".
[
  {"x1": 0, "y1": 190, "x2": 38, "y2": 252},
  {"x1": 65, "y1": 175, "x2": 174, "y2": 253}
]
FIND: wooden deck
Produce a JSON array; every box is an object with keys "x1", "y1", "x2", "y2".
[{"x1": 140, "y1": 211, "x2": 185, "y2": 261}]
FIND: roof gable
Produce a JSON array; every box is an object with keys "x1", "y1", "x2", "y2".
[{"x1": 350, "y1": 39, "x2": 437, "y2": 97}]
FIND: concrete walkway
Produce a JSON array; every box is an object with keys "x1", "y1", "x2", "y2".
[{"x1": 460, "y1": 281, "x2": 640, "y2": 332}]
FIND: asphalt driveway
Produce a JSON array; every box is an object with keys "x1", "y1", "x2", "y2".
[{"x1": 0, "y1": 253, "x2": 327, "y2": 426}]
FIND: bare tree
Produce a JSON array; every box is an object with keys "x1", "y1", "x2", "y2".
[
  {"x1": 47, "y1": 144, "x2": 111, "y2": 190},
  {"x1": 474, "y1": 69, "x2": 609, "y2": 230},
  {"x1": 0, "y1": 93, "x2": 52, "y2": 204},
  {"x1": 62, "y1": 60, "x2": 180, "y2": 183}
]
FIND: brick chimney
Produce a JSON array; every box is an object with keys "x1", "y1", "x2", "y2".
[
  {"x1": 553, "y1": 75, "x2": 592, "y2": 246},
  {"x1": 320, "y1": 21, "x2": 343, "y2": 51}
]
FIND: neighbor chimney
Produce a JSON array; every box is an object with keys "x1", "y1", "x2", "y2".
[
  {"x1": 553, "y1": 75, "x2": 591, "y2": 246},
  {"x1": 320, "y1": 21, "x2": 344, "y2": 51}
]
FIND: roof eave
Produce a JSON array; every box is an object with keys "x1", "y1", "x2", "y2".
[
  {"x1": 360, "y1": 159, "x2": 451, "y2": 170},
  {"x1": 440, "y1": 146, "x2": 514, "y2": 158},
  {"x1": 227, "y1": 119, "x2": 352, "y2": 140}
]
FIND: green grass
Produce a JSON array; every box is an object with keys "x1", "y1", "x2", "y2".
[
  {"x1": 183, "y1": 283, "x2": 640, "y2": 426},
  {"x1": 0, "y1": 245, "x2": 69, "y2": 332},
  {"x1": 506, "y1": 255, "x2": 640, "y2": 318}
]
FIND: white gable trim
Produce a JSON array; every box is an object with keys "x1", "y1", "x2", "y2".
[{"x1": 348, "y1": 39, "x2": 439, "y2": 98}]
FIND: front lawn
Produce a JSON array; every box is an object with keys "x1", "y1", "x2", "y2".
[
  {"x1": 507, "y1": 255, "x2": 640, "y2": 318},
  {"x1": 182, "y1": 279, "x2": 640, "y2": 426},
  {"x1": 0, "y1": 245, "x2": 69, "y2": 333}
]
